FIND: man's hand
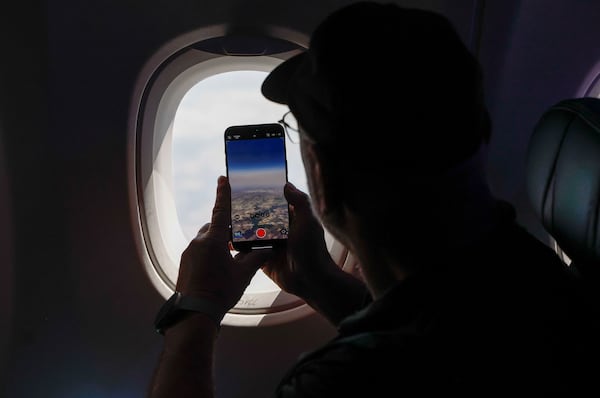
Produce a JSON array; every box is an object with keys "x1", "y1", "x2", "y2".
[
  {"x1": 176, "y1": 175, "x2": 272, "y2": 312},
  {"x1": 261, "y1": 182, "x2": 369, "y2": 325}
]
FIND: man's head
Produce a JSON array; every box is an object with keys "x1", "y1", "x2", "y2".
[
  {"x1": 262, "y1": 1, "x2": 490, "y2": 174},
  {"x1": 262, "y1": 1, "x2": 492, "y2": 255}
]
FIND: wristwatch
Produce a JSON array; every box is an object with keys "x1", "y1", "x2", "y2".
[{"x1": 154, "y1": 291, "x2": 226, "y2": 335}]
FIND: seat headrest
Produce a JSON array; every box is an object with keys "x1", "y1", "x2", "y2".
[{"x1": 526, "y1": 97, "x2": 600, "y2": 266}]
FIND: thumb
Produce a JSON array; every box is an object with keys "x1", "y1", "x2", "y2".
[
  {"x1": 205, "y1": 175, "x2": 232, "y2": 242},
  {"x1": 284, "y1": 182, "x2": 312, "y2": 212}
]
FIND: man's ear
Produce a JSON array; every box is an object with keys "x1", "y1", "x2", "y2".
[{"x1": 302, "y1": 141, "x2": 342, "y2": 218}]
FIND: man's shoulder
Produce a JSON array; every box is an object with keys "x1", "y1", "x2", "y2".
[
  {"x1": 297, "y1": 328, "x2": 424, "y2": 365},
  {"x1": 275, "y1": 329, "x2": 433, "y2": 397}
]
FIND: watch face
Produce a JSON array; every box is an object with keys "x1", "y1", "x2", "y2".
[{"x1": 154, "y1": 292, "x2": 181, "y2": 334}]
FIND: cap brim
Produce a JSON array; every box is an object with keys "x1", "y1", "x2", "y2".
[{"x1": 261, "y1": 52, "x2": 307, "y2": 104}]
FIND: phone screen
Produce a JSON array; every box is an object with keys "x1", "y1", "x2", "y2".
[{"x1": 224, "y1": 123, "x2": 289, "y2": 251}]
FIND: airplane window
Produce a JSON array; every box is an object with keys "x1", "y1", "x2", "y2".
[{"x1": 130, "y1": 39, "x2": 354, "y2": 327}]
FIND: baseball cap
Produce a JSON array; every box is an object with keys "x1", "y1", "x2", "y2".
[{"x1": 262, "y1": 1, "x2": 490, "y2": 171}]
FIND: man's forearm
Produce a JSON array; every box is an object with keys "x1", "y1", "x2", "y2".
[{"x1": 149, "y1": 313, "x2": 219, "y2": 398}]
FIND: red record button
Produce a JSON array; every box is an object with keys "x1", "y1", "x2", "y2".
[{"x1": 256, "y1": 228, "x2": 266, "y2": 239}]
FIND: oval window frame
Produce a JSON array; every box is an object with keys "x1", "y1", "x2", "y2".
[{"x1": 128, "y1": 30, "x2": 356, "y2": 327}]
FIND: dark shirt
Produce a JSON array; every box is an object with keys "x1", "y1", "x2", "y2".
[{"x1": 274, "y1": 202, "x2": 600, "y2": 397}]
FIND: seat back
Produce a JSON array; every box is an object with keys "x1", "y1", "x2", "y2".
[{"x1": 525, "y1": 97, "x2": 600, "y2": 283}]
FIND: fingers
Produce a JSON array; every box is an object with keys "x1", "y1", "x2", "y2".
[
  {"x1": 236, "y1": 248, "x2": 273, "y2": 274},
  {"x1": 284, "y1": 182, "x2": 312, "y2": 213},
  {"x1": 196, "y1": 222, "x2": 210, "y2": 237},
  {"x1": 205, "y1": 175, "x2": 232, "y2": 241}
]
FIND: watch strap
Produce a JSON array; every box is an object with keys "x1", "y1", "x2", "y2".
[
  {"x1": 177, "y1": 294, "x2": 227, "y2": 326},
  {"x1": 155, "y1": 292, "x2": 227, "y2": 335}
]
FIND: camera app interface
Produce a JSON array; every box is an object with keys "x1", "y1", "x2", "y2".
[{"x1": 226, "y1": 132, "x2": 289, "y2": 246}]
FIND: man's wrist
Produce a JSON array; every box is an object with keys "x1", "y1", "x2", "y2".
[
  {"x1": 154, "y1": 291, "x2": 227, "y2": 335},
  {"x1": 164, "y1": 313, "x2": 220, "y2": 355},
  {"x1": 177, "y1": 294, "x2": 227, "y2": 326}
]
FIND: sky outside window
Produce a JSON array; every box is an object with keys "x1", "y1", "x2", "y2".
[{"x1": 172, "y1": 70, "x2": 308, "y2": 240}]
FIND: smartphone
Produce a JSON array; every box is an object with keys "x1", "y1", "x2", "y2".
[{"x1": 224, "y1": 123, "x2": 290, "y2": 252}]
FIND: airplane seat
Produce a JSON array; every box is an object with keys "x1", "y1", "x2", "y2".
[{"x1": 525, "y1": 96, "x2": 600, "y2": 285}]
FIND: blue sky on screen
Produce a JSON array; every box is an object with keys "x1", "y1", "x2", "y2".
[
  {"x1": 226, "y1": 137, "x2": 286, "y2": 170},
  {"x1": 227, "y1": 137, "x2": 287, "y2": 190}
]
